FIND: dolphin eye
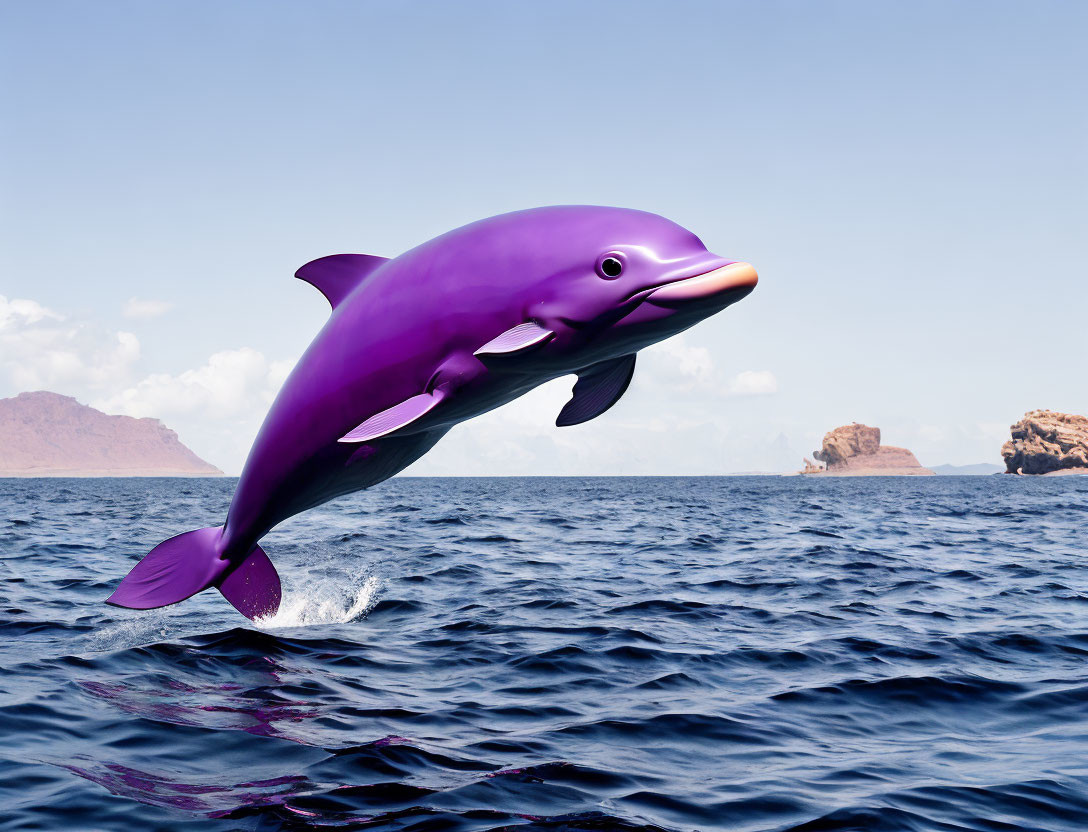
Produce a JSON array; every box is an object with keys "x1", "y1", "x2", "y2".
[{"x1": 597, "y1": 254, "x2": 625, "y2": 279}]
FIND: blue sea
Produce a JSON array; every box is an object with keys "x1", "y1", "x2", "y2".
[{"x1": 3, "y1": 476, "x2": 1088, "y2": 831}]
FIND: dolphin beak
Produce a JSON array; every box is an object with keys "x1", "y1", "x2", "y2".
[{"x1": 647, "y1": 261, "x2": 758, "y2": 307}]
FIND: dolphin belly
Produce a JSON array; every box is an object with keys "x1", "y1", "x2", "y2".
[
  {"x1": 287, "y1": 429, "x2": 451, "y2": 517},
  {"x1": 223, "y1": 428, "x2": 451, "y2": 555}
]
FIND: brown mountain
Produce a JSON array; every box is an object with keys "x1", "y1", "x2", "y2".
[
  {"x1": 0, "y1": 391, "x2": 222, "y2": 477},
  {"x1": 804, "y1": 422, "x2": 934, "y2": 476}
]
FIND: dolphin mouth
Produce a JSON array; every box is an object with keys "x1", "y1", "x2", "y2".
[{"x1": 645, "y1": 261, "x2": 758, "y2": 307}]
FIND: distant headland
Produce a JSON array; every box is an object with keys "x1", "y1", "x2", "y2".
[
  {"x1": 796, "y1": 412, "x2": 1088, "y2": 477},
  {"x1": 800, "y1": 423, "x2": 934, "y2": 476},
  {"x1": 0, "y1": 391, "x2": 222, "y2": 477},
  {"x1": 3, "y1": 390, "x2": 1085, "y2": 479}
]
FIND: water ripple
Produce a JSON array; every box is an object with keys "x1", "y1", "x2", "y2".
[{"x1": 1, "y1": 475, "x2": 1087, "y2": 830}]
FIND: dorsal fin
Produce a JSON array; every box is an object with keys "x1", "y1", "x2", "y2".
[{"x1": 295, "y1": 254, "x2": 390, "y2": 311}]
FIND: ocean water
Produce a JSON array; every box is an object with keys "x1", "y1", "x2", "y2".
[{"x1": 2, "y1": 475, "x2": 1088, "y2": 832}]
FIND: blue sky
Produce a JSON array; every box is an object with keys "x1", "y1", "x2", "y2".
[{"x1": 2, "y1": 1, "x2": 1085, "y2": 474}]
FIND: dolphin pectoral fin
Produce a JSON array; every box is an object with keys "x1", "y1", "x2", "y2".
[
  {"x1": 339, "y1": 390, "x2": 446, "y2": 443},
  {"x1": 295, "y1": 253, "x2": 390, "y2": 311},
  {"x1": 473, "y1": 321, "x2": 555, "y2": 357},
  {"x1": 556, "y1": 354, "x2": 637, "y2": 427}
]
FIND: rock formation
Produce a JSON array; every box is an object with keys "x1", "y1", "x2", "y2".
[
  {"x1": 1002, "y1": 410, "x2": 1088, "y2": 475},
  {"x1": 806, "y1": 422, "x2": 934, "y2": 476},
  {"x1": 0, "y1": 391, "x2": 222, "y2": 476}
]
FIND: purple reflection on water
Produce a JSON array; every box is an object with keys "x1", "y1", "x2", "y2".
[
  {"x1": 58, "y1": 758, "x2": 309, "y2": 815},
  {"x1": 76, "y1": 678, "x2": 320, "y2": 741}
]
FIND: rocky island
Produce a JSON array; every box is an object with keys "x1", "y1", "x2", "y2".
[
  {"x1": 0, "y1": 391, "x2": 222, "y2": 477},
  {"x1": 802, "y1": 423, "x2": 934, "y2": 476},
  {"x1": 1002, "y1": 410, "x2": 1088, "y2": 475}
]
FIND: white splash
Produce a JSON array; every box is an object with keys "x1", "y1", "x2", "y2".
[
  {"x1": 254, "y1": 574, "x2": 380, "y2": 629},
  {"x1": 88, "y1": 605, "x2": 214, "y2": 653},
  {"x1": 87, "y1": 611, "x2": 171, "y2": 652}
]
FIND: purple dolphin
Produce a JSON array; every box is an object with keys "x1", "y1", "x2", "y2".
[{"x1": 107, "y1": 206, "x2": 758, "y2": 619}]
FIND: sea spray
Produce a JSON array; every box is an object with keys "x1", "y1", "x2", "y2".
[{"x1": 255, "y1": 574, "x2": 380, "y2": 628}]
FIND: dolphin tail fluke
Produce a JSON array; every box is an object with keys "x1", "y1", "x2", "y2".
[
  {"x1": 217, "y1": 545, "x2": 281, "y2": 620},
  {"x1": 106, "y1": 526, "x2": 281, "y2": 621}
]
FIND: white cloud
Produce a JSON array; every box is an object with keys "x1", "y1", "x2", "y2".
[
  {"x1": 0, "y1": 296, "x2": 782, "y2": 475},
  {"x1": 410, "y1": 382, "x2": 786, "y2": 475},
  {"x1": 640, "y1": 336, "x2": 716, "y2": 391},
  {"x1": 0, "y1": 295, "x2": 141, "y2": 393},
  {"x1": 727, "y1": 369, "x2": 778, "y2": 396},
  {"x1": 94, "y1": 347, "x2": 292, "y2": 473},
  {"x1": 97, "y1": 347, "x2": 290, "y2": 421},
  {"x1": 123, "y1": 297, "x2": 172, "y2": 319},
  {"x1": 0, "y1": 296, "x2": 59, "y2": 327},
  {"x1": 640, "y1": 336, "x2": 777, "y2": 398},
  {"x1": 407, "y1": 337, "x2": 781, "y2": 475}
]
